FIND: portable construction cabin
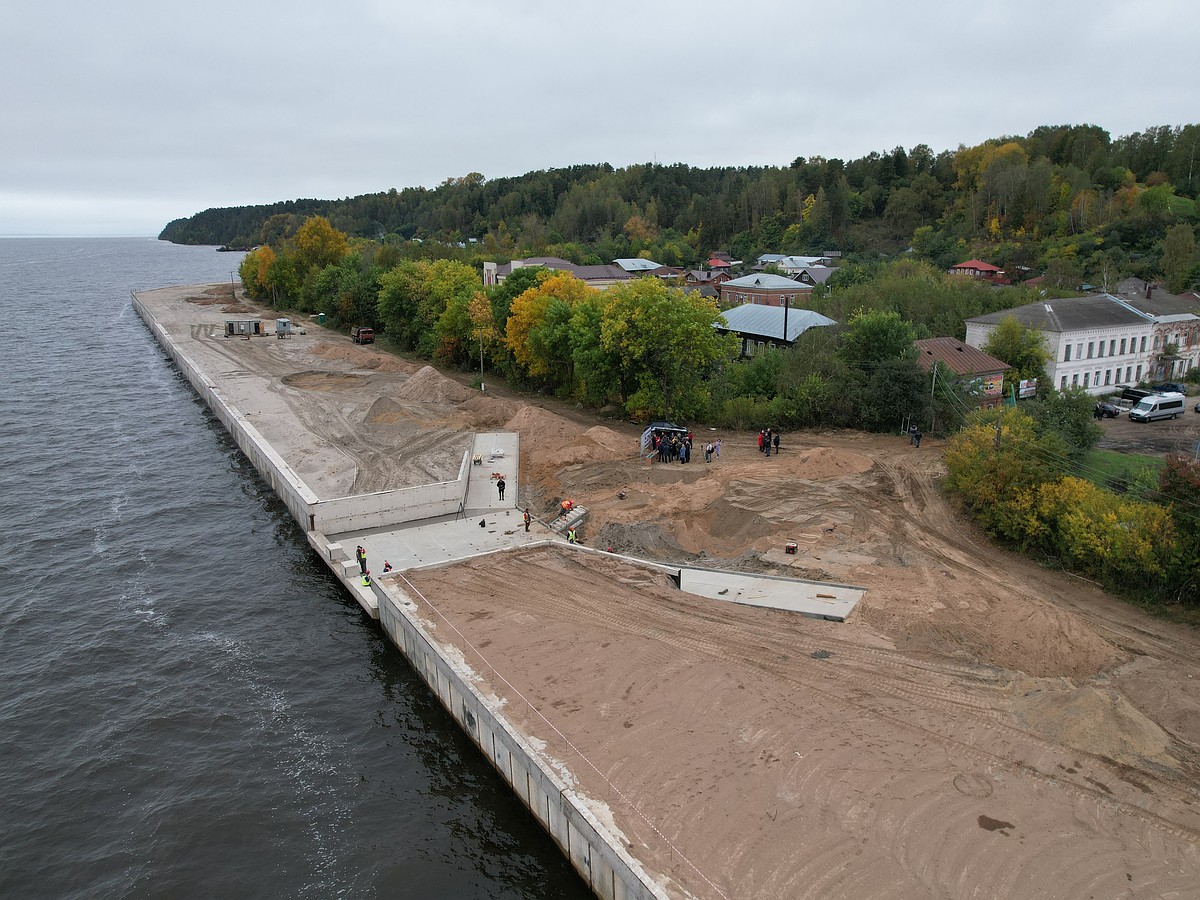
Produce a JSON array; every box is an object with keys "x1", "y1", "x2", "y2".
[
  {"x1": 225, "y1": 318, "x2": 263, "y2": 336},
  {"x1": 275, "y1": 317, "x2": 293, "y2": 336}
]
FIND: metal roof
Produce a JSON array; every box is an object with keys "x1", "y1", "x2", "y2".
[
  {"x1": 613, "y1": 258, "x2": 663, "y2": 271},
  {"x1": 718, "y1": 303, "x2": 836, "y2": 342},
  {"x1": 967, "y1": 294, "x2": 1151, "y2": 331},
  {"x1": 723, "y1": 273, "x2": 807, "y2": 290},
  {"x1": 915, "y1": 337, "x2": 1009, "y2": 376}
]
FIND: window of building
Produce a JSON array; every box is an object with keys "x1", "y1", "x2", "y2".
[
  {"x1": 1109, "y1": 339, "x2": 1116, "y2": 355},
  {"x1": 1097, "y1": 342, "x2": 1104, "y2": 358},
  {"x1": 1060, "y1": 375, "x2": 1068, "y2": 389},
  {"x1": 1140, "y1": 336, "x2": 1147, "y2": 352},
  {"x1": 1105, "y1": 369, "x2": 1111, "y2": 385},
  {"x1": 1072, "y1": 374, "x2": 1079, "y2": 386},
  {"x1": 1126, "y1": 366, "x2": 1132, "y2": 382},
  {"x1": 1120, "y1": 338, "x2": 1126, "y2": 355},
  {"x1": 1077, "y1": 343, "x2": 1083, "y2": 359},
  {"x1": 1084, "y1": 372, "x2": 1090, "y2": 387},
  {"x1": 1154, "y1": 335, "x2": 1160, "y2": 350},
  {"x1": 1136, "y1": 364, "x2": 1142, "y2": 380},
  {"x1": 1064, "y1": 344, "x2": 1072, "y2": 361},
  {"x1": 1087, "y1": 342, "x2": 1094, "y2": 358}
]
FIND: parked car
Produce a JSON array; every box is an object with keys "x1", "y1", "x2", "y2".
[
  {"x1": 1152, "y1": 382, "x2": 1187, "y2": 395},
  {"x1": 1095, "y1": 402, "x2": 1120, "y2": 418}
]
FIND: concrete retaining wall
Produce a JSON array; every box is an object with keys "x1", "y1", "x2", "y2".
[
  {"x1": 376, "y1": 585, "x2": 669, "y2": 900},
  {"x1": 132, "y1": 293, "x2": 319, "y2": 530},
  {"x1": 312, "y1": 451, "x2": 471, "y2": 533}
]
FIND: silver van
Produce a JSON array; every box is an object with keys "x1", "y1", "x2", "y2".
[{"x1": 1129, "y1": 392, "x2": 1186, "y2": 422}]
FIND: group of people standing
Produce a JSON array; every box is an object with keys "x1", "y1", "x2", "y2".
[
  {"x1": 648, "y1": 429, "x2": 726, "y2": 465},
  {"x1": 651, "y1": 430, "x2": 696, "y2": 463},
  {"x1": 757, "y1": 428, "x2": 781, "y2": 456}
]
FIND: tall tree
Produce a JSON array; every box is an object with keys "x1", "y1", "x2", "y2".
[
  {"x1": 600, "y1": 279, "x2": 737, "y2": 420},
  {"x1": 982, "y1": 316, "x2": 1052, "y2": 386}
]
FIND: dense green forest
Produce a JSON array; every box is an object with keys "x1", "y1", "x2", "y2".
[{"x1": 166, "y1": 123, "x2": 1199, "y2": 288}]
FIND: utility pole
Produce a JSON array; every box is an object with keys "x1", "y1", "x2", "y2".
[
  {"x1": 929, "y1": 361, "x2": 937, "y2": 434},
  {"x1": 994, "y1": 404, "x2": 1003, "y2": 451}
]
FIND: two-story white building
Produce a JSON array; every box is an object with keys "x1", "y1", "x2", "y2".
[{"x1": 965, "y1": 294, "x2": 1173, "y2": 394}]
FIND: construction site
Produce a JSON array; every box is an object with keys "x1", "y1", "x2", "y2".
[{"x1": 135, "y1": 284, "x2": 1200, "y2": 899}]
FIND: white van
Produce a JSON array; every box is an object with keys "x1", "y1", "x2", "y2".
[{"x1": 1129, "y1": 392, "x2": 1186, "y2": 422}]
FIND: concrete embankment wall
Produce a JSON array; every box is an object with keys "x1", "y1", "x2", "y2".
[
  {"x1": 132, "y1": 293, "x2": 319, "y2": 529},
  {"x1": 312, "y1": 451, "x2": 471, "y2": 532},
  {"x1": 376, "y1": 583, "x2": 670, "y2": 900}
]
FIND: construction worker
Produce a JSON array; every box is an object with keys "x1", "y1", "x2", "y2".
[
  {"x1": 567, "y1": 526, "x2": 578, "y2": 544},
  {"x1": 361, "y1": 571, "x2": 371, "y2": 587},
  {"x1": 383, "y1": 560, "x2": 392, "y2": 572},
  {"x1": 523, "y1": 508, "x2": 531, "y2": 532}
]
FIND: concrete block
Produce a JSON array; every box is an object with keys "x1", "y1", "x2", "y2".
[
  {"x1": 546, "y1": 796, "x2": 569, "y2": 858},
  {"x1": 593, "y1": 855, "x2": 617, "y2": 900},
  {"x1": 511, "y1": 761, "x2": 531, "y2": 806},
  {"x1": 567, "y1": 819, "x2": 593, "y2": 885}
]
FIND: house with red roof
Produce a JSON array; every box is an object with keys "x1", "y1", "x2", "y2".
[
  {"x1": 948, "y1": 259, "x2": 1009, "y2": 284},
  {"x1": 915, "y1": 337, "x2": 1010, "y2": 408}
]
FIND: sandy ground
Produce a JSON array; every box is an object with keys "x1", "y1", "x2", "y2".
[{"x1": 140, "y1": 286, "x2": 1200, "y2": 898}]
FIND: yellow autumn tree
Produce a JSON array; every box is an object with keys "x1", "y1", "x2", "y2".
[{"x1": 505, "y1": 272, "x2": 593, "y2": 378}]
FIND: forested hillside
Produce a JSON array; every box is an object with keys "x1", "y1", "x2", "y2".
[{"x1": 164, "y1": 123, "x2": 1199, "y2": 286}]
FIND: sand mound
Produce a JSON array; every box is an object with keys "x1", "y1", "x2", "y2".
[
  {"x1": 703, "y1": 497, "x2": 777, "y2": 546},
  {"x1": 505, "y1": 406, "x2": 586, "y2": 444},
  {"x1": 583, "y1": 425, "x2": 629, "y2": 455},
  {"x1": 461, "y1": 394, "x2": 518, "y2": 426},
  {"x1": 1013, "y1": 677, "x2": 1176, "y2": 768},
  {"x1": 395, "y1": 366, "x2": 475, "y2": 405},
  {"x1": 309, "y1": 341, "x2": 416, "y2": 373},
  {"x1": 364, "y1": 397, "x2": 414, "y2": 425},
  {"x1": 792, "y1": 446, "x2": 875, "y2": 479}
]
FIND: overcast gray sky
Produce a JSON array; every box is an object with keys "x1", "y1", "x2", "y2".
[{"x1": 3, "y1": 0, "x2": 1196, "y2": 236}]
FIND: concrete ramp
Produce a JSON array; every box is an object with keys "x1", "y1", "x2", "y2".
[{"x1": 677, "y1": 566, "x2": 863, "y2": 621}]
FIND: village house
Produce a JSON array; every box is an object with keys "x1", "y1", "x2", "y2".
[
  {"x1": 948, "y1": 259, "x2": 1009, "y2": 284},
  {"x1": 718, "y1": 273, "x2": 814, "y2": 308},
  {"x1": 914, "y1": 337, "x2": 1009, "y2": 408},
  {"x1": 717, "y1": 303, "x2": 835, "y2": 357}
]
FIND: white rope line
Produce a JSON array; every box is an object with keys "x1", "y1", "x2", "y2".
[{"x1": 396, "y1": 569, "x2": 731, "y2": 900}]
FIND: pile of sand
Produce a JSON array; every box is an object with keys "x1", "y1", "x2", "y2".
[
  {"x1": 309, "y1": 341, "x2": 415, "y2": 373},
  {"x1": 791, "y1": 446, "x2": 875, "y2": 479},
  {"x1": 395, "y1": 365, "x2": 476, "y2": 405},
  {"x1": 1012, "y1": 676, "x2": 1176, "y2": 768}
]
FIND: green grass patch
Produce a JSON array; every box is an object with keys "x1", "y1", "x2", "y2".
[{"x1": 1075, "y1": 449, "x2": 1164, "y2": 494}]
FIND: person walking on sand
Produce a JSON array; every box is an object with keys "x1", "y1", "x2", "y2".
[
  {"x1": 913, "y1": 430, "x2": 922, "y2": 448},
  {"x1": 523, "y1": 508, "x2": 531, "y2": 532},
  {"x1": 496, "y1": 477, "x2": 505, "y2": 501},
  {"x1": 773, "y1": 432, "x2": 780, "y2": 454}
]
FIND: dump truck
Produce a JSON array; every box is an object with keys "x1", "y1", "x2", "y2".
[{"x1": 350, "y1": 326, "x2": 375, "y2": 344}]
